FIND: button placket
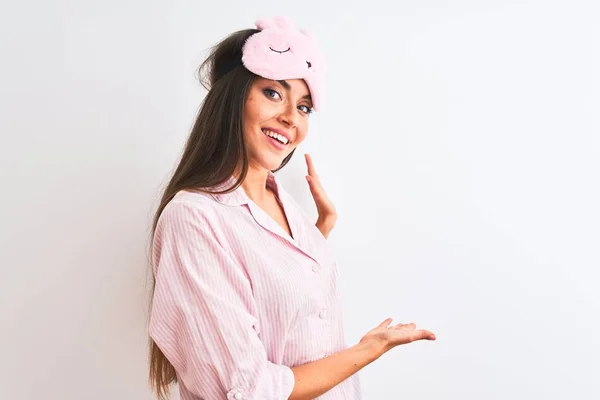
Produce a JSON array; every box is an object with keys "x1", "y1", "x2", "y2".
[
  {"x1": 319, "y1": 312, "x2": 331, "y2": 358},
  {"x1": 313, "y1": 261, "x2": 331, "y2": 360}
]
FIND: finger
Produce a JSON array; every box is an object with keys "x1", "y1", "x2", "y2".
[
  {"x1": 306, "y1": 176, "x2": 321, "y2": 197},
  {"x1": 414, "y1": 329, "x2": 436, "y2": 341},
  {"x1": 307, "y1": 176, "x2": 325, "y2": 194},
  {"x1": 394, "y1": 322, "x2": 416, "y2": 330},
  {"x1": 304, "y1": 153, "x2": 319, "y2": 179},
  {"x1": 378, "y1": 318, "x2": 393, "y2": 329},
  {"x1": 306, "y1": 176, "x2": 328, "y2": 202}
]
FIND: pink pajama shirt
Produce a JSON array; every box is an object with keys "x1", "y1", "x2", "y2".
[{"x1": 149, "y1": 171, "x2": 361, "y2": 399}]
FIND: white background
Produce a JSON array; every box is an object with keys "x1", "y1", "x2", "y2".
[{"x1": 1, "y1": 1, "x2": 598, "y2": 399}]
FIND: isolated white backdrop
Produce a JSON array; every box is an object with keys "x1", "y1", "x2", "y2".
[{"x1": 1, "y1": 1, "x2": 598, "y2": 399}]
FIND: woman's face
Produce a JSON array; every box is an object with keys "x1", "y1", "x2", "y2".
[{"x1": 242, "y1": 78, "x2": 313, "y2": 172}]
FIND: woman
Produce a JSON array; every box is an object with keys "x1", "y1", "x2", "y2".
[{"x1": 147, "y1": 16, "x2": 436, "y2": 400}]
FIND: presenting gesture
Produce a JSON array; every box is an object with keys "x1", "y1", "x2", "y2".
[
  {"x1": 305, "y1": 153, "x2": 337, "y2": 238},
  {"x1": 359, "y1": 318, "x2": 436, "y2": 355}
]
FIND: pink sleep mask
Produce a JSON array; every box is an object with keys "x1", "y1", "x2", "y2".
[{"x1": 241, "y1": 16, "x2": 327, "y2": 111}]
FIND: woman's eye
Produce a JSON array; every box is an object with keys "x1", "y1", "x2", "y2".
[
  {"x1": 299, "y1": 105, "x2": 314, "y2": 114},
  {"x1": 264, "y1": 89, "x2": 281, "y2": 100}
]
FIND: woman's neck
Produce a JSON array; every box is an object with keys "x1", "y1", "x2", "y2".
[{"x1": 237, "y1": 165, "x2": 272, "y2": 204}]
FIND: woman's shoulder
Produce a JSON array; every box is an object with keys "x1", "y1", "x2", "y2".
[
  {"x1": 172, "y1": 188, "x2": 216, "y2": 206},
  {"x1": 159, "y1": 189, "x2": 223, "y2": 223}
]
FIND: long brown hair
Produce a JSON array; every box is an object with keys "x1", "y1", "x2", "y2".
[{"x1": 146, "y1": 28, "x2": 296, "y2": 399}]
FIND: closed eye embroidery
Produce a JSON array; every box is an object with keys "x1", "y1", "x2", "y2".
[{"x1": 269, "y1": 47, "x2": 290, "y2": 53}]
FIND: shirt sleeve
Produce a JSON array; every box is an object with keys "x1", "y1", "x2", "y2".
[{"x1": 148, "y1": 200, "x2": 296, "y2": 400}]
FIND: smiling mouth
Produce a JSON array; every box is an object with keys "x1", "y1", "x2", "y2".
[
  {"x1": 269, "y1": 47, "x2": 290, "y2": 54},
  {"x1": 261, "y1": 128, "x2": 290, "y2": 145}
]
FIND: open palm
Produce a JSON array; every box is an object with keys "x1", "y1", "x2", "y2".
[
  {"x1": 360, "y1": 318, "x2": 436, "y2": 352},
  {"x1": 304, "y1": 153, "x2": 337, "y2": 220},
  {"x1": 305, "y1": 153, "x2": 337, "y2": 238}
]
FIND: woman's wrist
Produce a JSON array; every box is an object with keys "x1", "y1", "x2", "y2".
[
  {"x1": 317, "y1": 214, "x2": 337, "y2": 226},
  {"x1": 356, "y1": 338, "x2": 387, "y2": 361},
  {"x1": 316, "y1": 215, "x2": 337, "y2": 238}
]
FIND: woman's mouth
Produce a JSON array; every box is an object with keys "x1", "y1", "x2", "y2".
[{"x1": 261, "y1": 129, "x2": 289, "y2": 150}]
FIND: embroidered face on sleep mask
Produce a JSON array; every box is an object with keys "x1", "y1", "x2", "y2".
[{"x1": 241, "y1": 16, "x2": 327, "y2": 111}]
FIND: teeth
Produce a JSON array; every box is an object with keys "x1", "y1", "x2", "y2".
[{"x1": 262, "y1": 129, "x2": 289, "y2": 145}]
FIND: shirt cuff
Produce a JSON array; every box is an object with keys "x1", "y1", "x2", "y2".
[{"x1": 226, "y1": 364, "x2": 295, "y2": 400}]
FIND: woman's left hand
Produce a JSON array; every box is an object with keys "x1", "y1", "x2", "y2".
[{"x1": 305, "y1": 153, "x2": 338, "y2": 239}]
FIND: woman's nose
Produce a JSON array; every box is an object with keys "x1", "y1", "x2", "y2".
[{"x1": 278, "y1": 104, "x2": 299, "y2": 128}]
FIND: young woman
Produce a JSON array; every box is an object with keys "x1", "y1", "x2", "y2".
[{"x1": 147, "y1": 16, "x2": 436, "y2": 400}]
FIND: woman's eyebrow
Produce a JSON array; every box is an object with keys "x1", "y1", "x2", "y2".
[{"x1": 277, "y1": 80, "x2": 312, "y2": 101}]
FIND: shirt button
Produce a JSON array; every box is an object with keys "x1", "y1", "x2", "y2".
[
  {"x1": 312, "y1": 265, "x2": 319, "y2": 273},
  {"x1": 228, "y1": 389, "x2": 244, "y2": 400},
  {"x1": 319, "y1": 310, "x2": 327, "y2": 319}
]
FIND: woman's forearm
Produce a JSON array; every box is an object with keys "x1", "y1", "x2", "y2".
[{"x1": 288, "y1": 340, "x2": 383, "y2": 400}]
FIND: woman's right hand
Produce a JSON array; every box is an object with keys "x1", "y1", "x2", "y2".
[{"x1": 359, "y1": 318, "x2": 436, "y2": 357}]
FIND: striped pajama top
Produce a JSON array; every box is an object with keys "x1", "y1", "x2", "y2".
[{"x1": 149, "y1": 171, "x2": 362, "y2": 399}]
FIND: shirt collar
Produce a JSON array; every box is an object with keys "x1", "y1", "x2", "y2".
[{"x1": 209, "y1": 171, "x2": 280, "y2": 206}]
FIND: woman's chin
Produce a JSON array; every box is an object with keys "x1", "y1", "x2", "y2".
[
  {"x1": 264, "y1": 157, "x2": 287, "y2": 171},
  {"x1": 249, "y1": 150, "x2": 290, "y2": 171},
  {"x1": 266, "y1": 160, "x2": 284, "y2": 171}
]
